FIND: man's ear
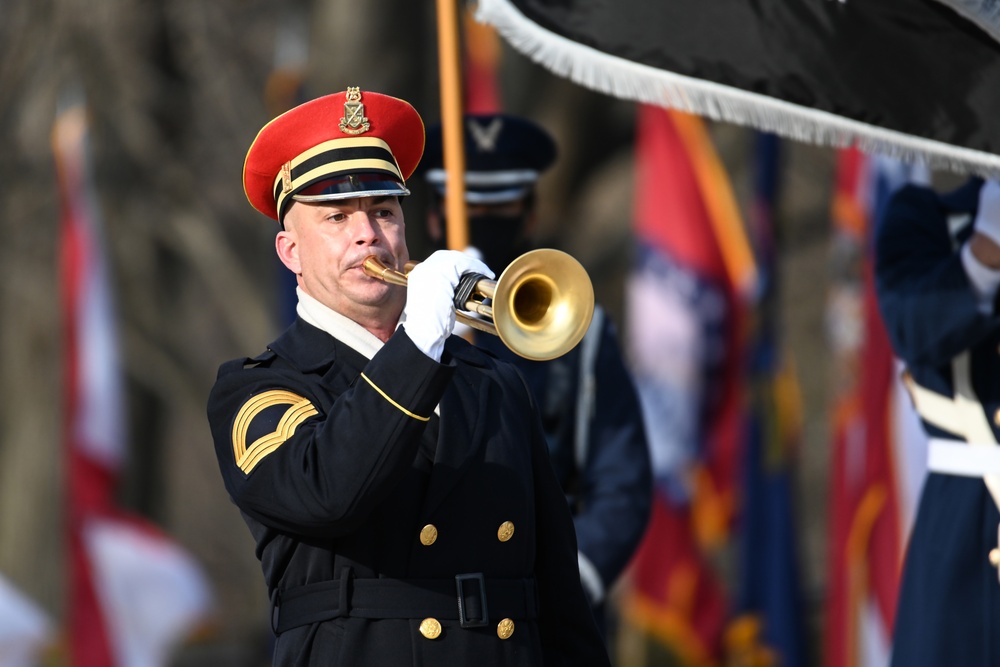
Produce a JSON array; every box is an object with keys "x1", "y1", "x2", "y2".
[{"x1": 275, "y1": 229, "x2": 301, "y2": 274}]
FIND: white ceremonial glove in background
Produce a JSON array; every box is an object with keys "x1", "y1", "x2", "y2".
[
  {"x1": 963, "y1": 179, "x2": 1000, "y2": 313},
  {"x1": 975, "y1": 179, "x2": 1000, "y2": 247},
  {"x1": 463, "y1": 246, "x2": 485, "y2": 263},
  {"x1": 402, "y1": 250, "x2": 494, "y2": 361}
]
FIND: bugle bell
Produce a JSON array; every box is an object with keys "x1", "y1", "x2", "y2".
[{"x1": 363, "y1": 249, "x2": 595, "y2": 361}]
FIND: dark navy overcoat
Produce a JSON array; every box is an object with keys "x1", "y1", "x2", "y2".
[
  {"x1": 208, "y1": 319, "x2": 609, "y2": 666},
  {"x1": 875, "y1": 178, "x2": 1000, "y2": 667}
]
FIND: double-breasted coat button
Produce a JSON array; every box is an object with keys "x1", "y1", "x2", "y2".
[
  {"x1": 497, "y1": 521, "x2": 515, "y2": 542},
  {"x1": 420, "y1": 618, "x2": 442, "y2": 639},
  {"x1": 990, "y1": 548, "x2": 1000, "y2": 567},
  {"x1": 497, "y1": 618, "x2": 515, "y2": 639},
  {"x1": 420, "y1": 524, "x2": 438, "y2": 546},
  {"x1": 994, "y1": 408, "x2": 1000, "y2": 428}
]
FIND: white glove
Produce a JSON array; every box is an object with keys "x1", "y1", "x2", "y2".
[
  {"x1": 964, "y1": 180, "x2": 1000, "y2": 313},
  {"x1": 974, "y1": 179, "x2": 1000, "y2": 247},
  {"x1": 402, "y1": 250, "x2": 494, "y2": 361}
]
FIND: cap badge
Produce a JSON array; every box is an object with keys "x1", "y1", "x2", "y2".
[
  {"x1": 280, "y1": 161, "x2": 293, "y2": 194},
  {"x1": 468, "y1": 117, "x2": 503, "y2": 152},
  {"x1": 339, "y1": 87, "x2": 371, "y2": 135}
]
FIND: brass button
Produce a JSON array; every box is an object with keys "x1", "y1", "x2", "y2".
[
  {"x1": 420, "y1": 617, "x2": 442, "y2": 639},
  {"x1": 990, "y1": 548, "x2": 1000, "y2": 567},
  {"x1": 995, "y1": 409, "x2": 1000, "y2": 428},
  {"x1": 497, "y1": 521, "x2": 515, "y2": 542},
  {"x1": 420, "y1": 524, "x2": 438, "y2": 546},
  {"x1": 497, "y1": 618, "x2": 515, "y2": 639}
]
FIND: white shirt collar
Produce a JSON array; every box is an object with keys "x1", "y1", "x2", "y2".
[
  {"x1": 295, "y1": 287, "x2": 390, "y2": 360},
  {"x1": 295, "y1": 287, "x2": 439, "y2": 416}
]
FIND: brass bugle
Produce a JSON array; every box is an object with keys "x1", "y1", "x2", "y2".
[{"x1": 363, "y1": 249, "x2": 595, "y2": 361}]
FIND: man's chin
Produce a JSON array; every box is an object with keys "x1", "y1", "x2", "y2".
[{"x1": 348, "y1": 280, "x2": 400, "y2": 307}]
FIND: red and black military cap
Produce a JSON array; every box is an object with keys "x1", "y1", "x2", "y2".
[{"x1": 243, "y1": 87, "x2": 425, "y2": 223}]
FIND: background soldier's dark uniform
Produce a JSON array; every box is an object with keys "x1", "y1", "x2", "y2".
[
  {"x1": 422, "y1": 115, "x2": 653, "y2": 626},
  {"x1": 875, "y1": 177, "x2": 1000, "y2": 667},
  {"x1": 474, "y1": 310, "x2": 651, "y2": 611}
]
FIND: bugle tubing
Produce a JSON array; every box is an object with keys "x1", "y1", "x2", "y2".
[{"x1": 362, "y1": 249, "x2": 595, "y2": 361}]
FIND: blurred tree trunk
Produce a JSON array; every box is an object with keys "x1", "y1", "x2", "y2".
[{"x1": 0, "y1": 0, "x2": 71, "y2": 626}]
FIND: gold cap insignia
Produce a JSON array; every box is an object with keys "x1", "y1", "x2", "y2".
[
  {"x1": 280, "y1": 162, "x2": 293, "y2": 194},
  {"x1": 339, "y1": 87, "x2": 371, "y2": 135}
]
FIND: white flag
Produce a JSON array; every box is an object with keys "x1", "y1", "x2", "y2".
[
  {"x1": 0, "y1": 574, "x2": 53, "y2": 667},
  {"x1": 84, "y1": 517, "x2": 214, "y2": 667}
]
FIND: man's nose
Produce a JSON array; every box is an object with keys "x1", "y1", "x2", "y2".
[{"x1": 350, "y1": 211, "x2": 381, "y2": 242}]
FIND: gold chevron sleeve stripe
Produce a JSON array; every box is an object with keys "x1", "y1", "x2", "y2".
[
  {"x1": 360, "y1": 372, "x2": 430, "y2": 422},
  {"x1": 231, "y1": 390, "x2": 319, "y2": 474}
]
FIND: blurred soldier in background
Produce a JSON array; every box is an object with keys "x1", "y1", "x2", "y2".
[
  {"x1": 422, "y1": 113, "x2": 653, "y2": 634},
  {"x1": 875, "y1": 176, "x2": 1000, "y2": 666},
  {"x1": 207, "y1": 89, "x2": 610, "y2": 666}
]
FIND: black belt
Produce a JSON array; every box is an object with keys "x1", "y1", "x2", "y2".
[{"x1": 271, "y1": 571, "x2": 538, "y2": 634}]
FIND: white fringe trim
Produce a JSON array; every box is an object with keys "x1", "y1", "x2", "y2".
[{"x1": 476, "y1": 0, "x2": 1000, "y2": 178}]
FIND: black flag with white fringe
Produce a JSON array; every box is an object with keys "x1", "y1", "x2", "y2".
[{"x1": 475, "y1": 0, "x2": 1000, "y2": 176}]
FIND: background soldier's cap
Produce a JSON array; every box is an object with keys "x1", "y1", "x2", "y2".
[
  {"x1": 423, "y1": 113, "x2": 557, "y2": 204},
  {"x1": 243, "y1": 88, "x2": 425, "y2": 223}
]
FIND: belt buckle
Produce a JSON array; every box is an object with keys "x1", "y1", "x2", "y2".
[{"x1": 455, "y1": 572, "x2": 489, "y2": 628}]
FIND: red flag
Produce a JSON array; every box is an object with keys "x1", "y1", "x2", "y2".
[
  {"x1": 823, "y1": 148, "x2": 929, "y2": 667},
  {"x1": 57, "y1": 100, "x2": 120, "y2": 667},
  {"x1": 621, "y1": 105, "x2": 754, "y2": 665},
  {"x1": 0, "y1": 573, "x2": 53, "y2": 666},
  {"x1": 55, "y1": 98, "x2": 213, "y2": 667},
  {"x1": 632, "y1": 105, "x2": 753, "y2": 549},
  {"x1": 463, "y1": 5, "x2": 503, "y2": 113},
  {"x1": 625, "y1": 500, "x2": 729, "y2": 666}
]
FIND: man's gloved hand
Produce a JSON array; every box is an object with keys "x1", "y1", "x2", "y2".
[
  {"x1": 975, "y1": 179, "x2": 1000, "y2": 247},
  {"x1": 402, "y1": 250, "x2": 494, "y2": 361}
]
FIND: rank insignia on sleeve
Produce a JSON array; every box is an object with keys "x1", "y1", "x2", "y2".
[{"x1": 231, "y1": 390, "x2": 319, "y2": 474}]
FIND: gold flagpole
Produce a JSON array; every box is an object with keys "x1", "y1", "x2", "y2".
[{"x1": 436, "y1": 0, "x2": 469, "y2": 251}]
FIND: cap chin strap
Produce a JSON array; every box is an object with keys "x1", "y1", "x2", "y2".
[{"x1": 292, "y1": 186, "x2": 410, "y2": 203}]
